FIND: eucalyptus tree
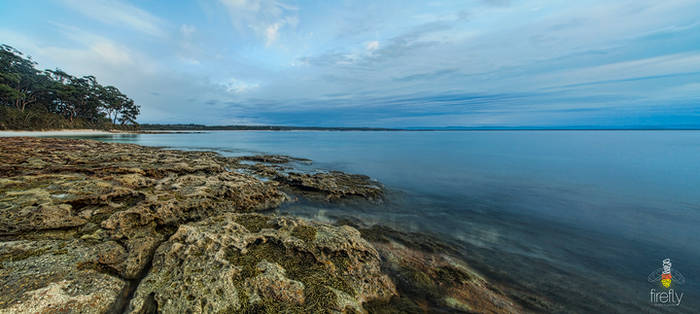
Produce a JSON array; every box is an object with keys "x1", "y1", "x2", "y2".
[
  {"x1": 0, "y1": 45, "x2": 44, "y2": 112},
  {"x1": 117, "y1": 97, "x2": 140, "y2": 125}
]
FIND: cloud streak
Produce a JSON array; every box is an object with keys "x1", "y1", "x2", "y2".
[{"x1": 58, "y1": 0, "x2": 167, "y2": 37}]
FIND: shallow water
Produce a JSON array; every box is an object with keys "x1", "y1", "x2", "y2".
[{"x1": 73, "y1": 130, "x2": 700, "y2": 312}]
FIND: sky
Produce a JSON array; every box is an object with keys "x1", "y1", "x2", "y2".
[{"x1": 1, "y1": 0, "x2": 699, "y2": 127}]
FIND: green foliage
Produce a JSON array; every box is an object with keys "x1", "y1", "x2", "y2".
[{"x1": 0, "y1": 44, "x2": 140, "y2": 130}]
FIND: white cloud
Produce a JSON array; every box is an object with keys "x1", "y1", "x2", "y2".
[
  {"x1": 180, "y1": 24, "x2": 196, "y2": 38},
  {"x1": 223, "y1": 78, "x2": 260, "y2": 94},
  {"x1": 218, "y1": 0, "x2": 298, "y2": 46},
  {"x1": 365, "y1": 40, "x2": 380, "y2": 52},
  {"x1": 265, "y1": 23, "x2": 281, "y2": 46},
  {"x1": 3, "y1": 23, "x2": 142, "y2": 76},
  {"x1": 59, "y1": 0, "x2": 166, "y2": 37}
]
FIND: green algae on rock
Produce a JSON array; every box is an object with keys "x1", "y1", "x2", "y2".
[{"x1": 335, "y1": 220, "x2": 527, "y2": 314}]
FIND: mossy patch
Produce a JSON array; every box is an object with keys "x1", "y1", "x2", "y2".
[
  {"x1": 290, "y1": 225, "x2": 316, "y2": 242},
  {"x1": 434, "y1": 265, "x2": 473, "y2": 285},
  {"x1": 225, "y1": 239, "x2": 357, "y2": 312},
  {"x1": 0, "y1": 247, "x2": 51, "y2": 263},
  {"x1": 364, "y1": 258, "x2": 475, "y2": 313},
  {"x1": 233, "y1": 214, "x2": 271, "y2": 233},
  {"x1": 363, "y1": 295, "x2": 424, "y2": 314}
]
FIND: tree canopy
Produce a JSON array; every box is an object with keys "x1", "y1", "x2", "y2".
[{"x1": 0, "y1": 44, "x2": 139, "y2": 130}]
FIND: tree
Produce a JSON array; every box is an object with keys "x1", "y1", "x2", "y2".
[
  {"x1": 1, "y1": 44, "x2": 140, "y2": 129},
  {"x1": 99, "y1": 85, "x2": 126, "y2": 124},
  {"x1": 117, "y1": 98, "x2": 140, "y2": 126},
  {"x1": 0, "y1": 45, "x2": 43, "y2": 112}
]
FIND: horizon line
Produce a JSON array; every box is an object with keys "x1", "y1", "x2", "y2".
[{"x1": 138, "y1": 123, "x2": 700, "y2": 131}]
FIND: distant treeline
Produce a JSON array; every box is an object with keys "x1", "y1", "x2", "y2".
[
  {"x1": 140, "y1": 123, "x2": 402, "y2": 131},
  {"x1": 0, "y1": 44, "x2": 139, "y2": 130}
]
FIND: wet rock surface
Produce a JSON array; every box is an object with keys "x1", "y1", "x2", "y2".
[
  {"x1": 358, "y1": 225, "x2": 522, "y2": 313},
  {"x1": 0, "y1": 137, "x2": 526, "y2": 313},
  {"x1": 236, "y1": 154, "x2": 311, "y2": 164},
  {"x1": 276, "y1": 171, "x2": 384, "y2": 202}
]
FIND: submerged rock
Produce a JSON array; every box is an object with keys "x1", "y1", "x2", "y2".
[
  {"x1": 128, "y1": 213, "x2": 396, "y2": 313},
  {"x1": 237, "y1": 154, "x2": 311, "y2": 164},
  {"x1": 340, "y1": 222, "x2": 525, "y2": 314},
  {"x1": 276, "y1": 171, "x2": 384, "y2": 202}
]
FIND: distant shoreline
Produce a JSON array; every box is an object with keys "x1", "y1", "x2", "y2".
[
  {"x1": 2, "y1": 127, "x2": 699, "y2": 137},
  {"x1": 140, "y1": 124, "x2": 700, "y2": 131}
]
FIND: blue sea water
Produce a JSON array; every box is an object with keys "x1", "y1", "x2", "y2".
[{"x1": 77, "y1": 130, "x2": 700, "y2": 312}]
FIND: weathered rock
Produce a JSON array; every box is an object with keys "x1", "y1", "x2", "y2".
[
  {"x1": 0, "y1": 174, "x2": 138, "y2": 235},
  {"x1": 0, "y1": 239, "x2": 128, "y2": 313},
  {"x1": 245, "y1": 261, "x2": 306, "y2": 305},
  {"x1": 128, "y1": 213, "x2": 396, "y2": 313},
  {"x1": 277, "y1": 171, "x2": 384, "y2": 202},
  {"x1": 231, "y1": 154, "x2": 383, "y2": 203},
  {"x1": 0, "y1": 137, "x2": 287, "y2": 281}
]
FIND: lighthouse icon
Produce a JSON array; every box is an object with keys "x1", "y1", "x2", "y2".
[{"x1": 648, "y1": 258, "x2": 685, "y2": 288}]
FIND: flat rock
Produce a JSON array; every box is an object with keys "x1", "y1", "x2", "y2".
[
  {"x1": 0, "y1": 239, "x2": 128, "y2": 313},
  {"x1": 276, "y1": 171, "x2": 384, "y2": 202},
  {"x1": 0, "y1": 137, "x2": 287, "y2": 280}
]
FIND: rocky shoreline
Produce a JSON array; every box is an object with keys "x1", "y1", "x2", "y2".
[{"x1": 0, "y1": 137, "x2": 527, "y2": 313}]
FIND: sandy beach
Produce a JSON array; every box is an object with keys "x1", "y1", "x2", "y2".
[{"x1": 0, "y1": 129, "x2": 129, "y2": 137}]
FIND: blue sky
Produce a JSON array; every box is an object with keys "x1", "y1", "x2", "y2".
[{"x1": 1, "y1": 0, "x2": 699, "y2": 127}]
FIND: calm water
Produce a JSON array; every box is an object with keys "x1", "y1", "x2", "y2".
[{"x1": 77, "y1": 130, "x2": 700, "y2": 312}]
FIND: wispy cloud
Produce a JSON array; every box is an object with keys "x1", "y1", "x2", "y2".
[
  {"x1": 223, "y1": 77, "x2": 260, "y2": 94},
  {"x1": 58, "y1": 0, "x2": 167, "y2": 37},
  {"x1": 365, "y1": 41, "x2": 379, "y2": 52}
]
